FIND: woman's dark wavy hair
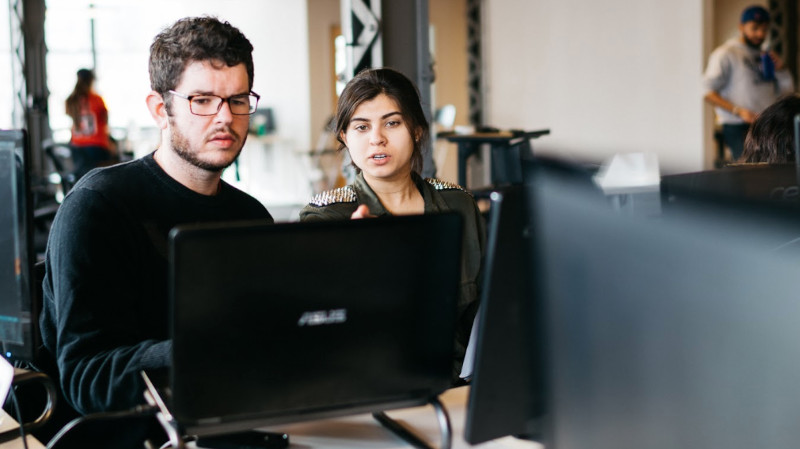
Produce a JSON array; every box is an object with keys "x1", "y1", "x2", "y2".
[
  {"x1": 740, "y1": 94, "x2": 800, "y2": 163},
  {"x1": 335, "y1": 67, "x2": 429, "y2": 174},
  {"x1": 148, "y1": 16, "x2": 254, "y2": 115}
]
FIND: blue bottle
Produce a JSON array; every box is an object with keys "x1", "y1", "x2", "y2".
[{"x1": 761, "y1": 52, "x2": 775, "y2": 81}]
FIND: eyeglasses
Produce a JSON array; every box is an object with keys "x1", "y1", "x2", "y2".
[{"x1": 169, "y1": 90, "x2": 261, "y2": 116}]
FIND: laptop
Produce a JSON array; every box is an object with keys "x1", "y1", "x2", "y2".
[{"x1": 167, "y1": 213, "x2": 463, "y2": 437}]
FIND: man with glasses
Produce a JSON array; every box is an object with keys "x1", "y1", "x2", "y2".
[{"x1": 40, "y1": 17, "x2": 273, "y2": 446}]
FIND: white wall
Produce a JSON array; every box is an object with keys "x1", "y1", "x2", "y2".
[
  {"x1": 1, "y1": 4, "x2": 15, "y2": 129},
  {"x1": 307, "y1": 0, "x2": 340, "y2": 148},
  {"x1": 45, "y1": 0, "x2": 311, "y2": 153},
  {"x1": 484, "y1": 0, "x2": 706, "y2": 174}
]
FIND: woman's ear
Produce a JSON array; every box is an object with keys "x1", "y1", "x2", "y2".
[
  {"x1": 339, "y1": 131, "x2": 348, "y2": 148},
  {"x1": 414, "y1": 126, "x2": 423, "y2": 143},
  {"x1": 146, "y1": 91, "x2": 169, "y2": 130}
]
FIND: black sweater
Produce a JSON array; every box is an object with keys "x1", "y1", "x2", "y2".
[{"x1": 40, "y1": 153, "x2": 273, "y2": 415}]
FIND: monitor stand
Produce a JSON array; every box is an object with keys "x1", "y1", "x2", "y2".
[{"x1": 372, "y1": 396, "x2": 452, "y2": 449}]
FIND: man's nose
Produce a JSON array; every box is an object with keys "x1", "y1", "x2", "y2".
[{"x1": 214, "y1": 100, "x2": 234, "y2": 122}]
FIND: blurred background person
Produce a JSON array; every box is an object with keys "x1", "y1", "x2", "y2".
[
  {"x1": 703, "y1": 5, "x2": 795, "y2": 161},
  {"x1": 65, "y1": 68, "x2": 115, "y2": 179},
  {"x1": 739, "y1": 93, "x2": 800, "y2": 163}
]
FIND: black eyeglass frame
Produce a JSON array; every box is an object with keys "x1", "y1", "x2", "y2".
[{"x1": 168, "y1": 90, "x2": 261, "y2": 116}]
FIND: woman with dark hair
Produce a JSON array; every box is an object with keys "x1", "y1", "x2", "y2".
[
  {"x1": 65, "y1": 68, "x2": 113, "y2": 178},
  {"x1": 299, "y1": 67, "x2": 485, "y2": 380},
  {"x1": 739, "y1": 94, "x2": 800, "y2": 163}
]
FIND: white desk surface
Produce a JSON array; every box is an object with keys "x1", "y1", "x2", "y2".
[
  {"x1": 0, "y1": 411, "x2": 44, "y2": 449},
  {"x1": 252, "y1": 386, "x2": 543, "y2": 449}
]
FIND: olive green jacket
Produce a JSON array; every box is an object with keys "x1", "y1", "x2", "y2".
[{"x1": 299, "y1": 172, "x2": 486, "y2": 378}]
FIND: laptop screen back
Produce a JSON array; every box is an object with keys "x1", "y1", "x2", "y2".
[{"x1": 169, "y1": 213, "x2": 463, "y2": 436}]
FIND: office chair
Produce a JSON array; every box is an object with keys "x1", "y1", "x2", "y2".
[{"x1": 43, "y1": 143, "x2": 77, "y2": 197}]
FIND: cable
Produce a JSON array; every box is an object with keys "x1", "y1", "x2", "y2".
[
  {"x1": 8, "y1": 369, "x2": 57, "y2": 432},
  {"x1": 8, "y1": 386, "x2": 29, "y2": 449},
  {"x1": 0, "y1": 368, "x2": 57, "y2": 446},
  {"x1": 46, "y1": 404, "x2": 158, "y2": 449}
]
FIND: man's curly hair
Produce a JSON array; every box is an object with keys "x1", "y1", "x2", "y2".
[{"x1": 149, "y1": 16, "x2": 254, "y2": 114}]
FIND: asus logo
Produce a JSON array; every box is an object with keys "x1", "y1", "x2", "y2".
[{"x1": 297, "y1": 309, "x2": 347, "y2": 327}]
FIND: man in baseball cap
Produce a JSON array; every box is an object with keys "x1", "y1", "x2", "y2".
[
  {"x1": 741, "y1": 5, "x2": 769, "y2": 25},
  {"x1": 703, "y1": 4, "x2": 794, "y2": 162}
]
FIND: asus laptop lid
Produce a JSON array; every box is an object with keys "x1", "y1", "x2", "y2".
[{"x1": 168, "y1": 213, "x2": 463, "y2": 437}]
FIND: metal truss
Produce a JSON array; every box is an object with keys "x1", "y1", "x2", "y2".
[{"x1": 8, "y1": 0, "x2": 25, "y2": 129}]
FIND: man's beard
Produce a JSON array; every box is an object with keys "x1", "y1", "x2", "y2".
[
  {"x1": 169, "y1": 119, "x2": 245, "y2": 172},
  {"x1": 743, "y1": 35, "x2": 764, "y2": 50}
]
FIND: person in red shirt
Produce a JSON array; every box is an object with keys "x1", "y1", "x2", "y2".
[{"x1": 65, "y1": 68, "x2": 114, "y2": 179}]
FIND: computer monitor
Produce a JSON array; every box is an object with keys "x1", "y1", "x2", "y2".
[
  {"x1": 660, "y1": 163, "x2": 800, "y2": 208},
  {"x1": 462, "y1": 185, "x2": 544, "y2": 444},
  {"x1": 795, "y1": 113, "x2": 800, "y2": 164},
  {"x1": 527, "y1": 157, "x2": 800, "y2": 449},
  {"x1": 462, "y1": 158, "x2": 607, "y2": 445},
  {"x1": 248, "y1": 108, "x2": 275, "y2": 136},
  {"x1": 0, "y1": 129, "x2": 38, "y2": 363}
]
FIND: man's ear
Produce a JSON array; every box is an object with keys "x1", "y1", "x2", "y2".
[{"x1": 146, "y1": 91, "x2": 169, "y2": 129}]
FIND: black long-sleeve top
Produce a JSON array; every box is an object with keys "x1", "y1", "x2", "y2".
[{"x1": 40, "y1": 152, "x2": 273, "y2": 415}]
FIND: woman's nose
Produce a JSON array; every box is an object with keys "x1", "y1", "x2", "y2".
[{"x1": 369, "y1": 128, "x2": 385, "y2": 145}]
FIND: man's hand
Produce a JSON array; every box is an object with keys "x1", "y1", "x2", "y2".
[
  {"x1": 735, "y1": 107, "x2": 757, "y2": 124},
  {"x1": 351, "y1": 204, "x2": 375, "y2": 219},
  {"x1": 768, "y1": 51, "x2": 785, "y2": 71}
]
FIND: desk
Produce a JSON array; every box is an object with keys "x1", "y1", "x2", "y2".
[
  {"x1": 439, "y1": 130, "x2": 550, "y2": 188},
  {"x1": 0, "y1": 411, "x2": 44, "y2": 449},
  {"x1": 254, "y1": 386, "x2": 541, "y2": 449}
]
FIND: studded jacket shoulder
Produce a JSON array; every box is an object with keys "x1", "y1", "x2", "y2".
[
  {"x1": 425, "y1": 177, "x2": 466, "y2": 193},
  {"x1": 307, "y1": 185, "x2": 357, "y2": 207}
]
